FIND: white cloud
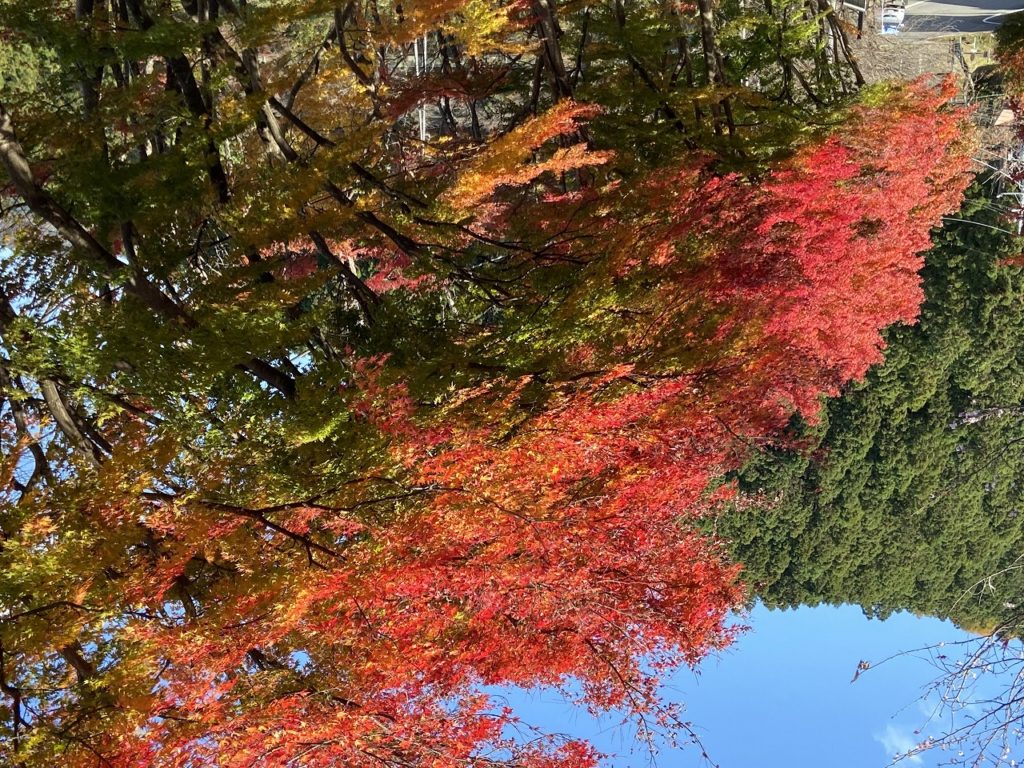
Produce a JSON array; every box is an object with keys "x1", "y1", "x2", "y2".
[{"x1": 875, "y1": 723, "x2": 925, "y2": 765}]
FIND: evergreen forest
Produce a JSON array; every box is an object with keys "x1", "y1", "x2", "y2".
[{"x1": 731, "y1": 181, "x2": 1024, "y2": 633}]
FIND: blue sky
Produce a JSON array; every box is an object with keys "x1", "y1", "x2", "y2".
[{"x1": 497, "y1": 604, "x2": 977, "y2": 768}]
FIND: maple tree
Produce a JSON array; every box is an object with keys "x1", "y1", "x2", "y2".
[
  {"x1": 0, "y1": 1, "x2": 974, "y2": 766},
  {"x1": 997, "y1": 12, "x2": 1024, "y2": 98}
]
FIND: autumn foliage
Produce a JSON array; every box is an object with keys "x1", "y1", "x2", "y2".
[{"x1": 0, "y1": 1, "x2": 974, "y2": 765}]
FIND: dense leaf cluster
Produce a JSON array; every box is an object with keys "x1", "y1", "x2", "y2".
[{"x1": 0, "y1": 1, "x2": 973, "y2": 766}]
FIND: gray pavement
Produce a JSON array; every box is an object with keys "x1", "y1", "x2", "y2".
[{"x1": 902, "y1": 0, "x2": 1024, "y2": 36}]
